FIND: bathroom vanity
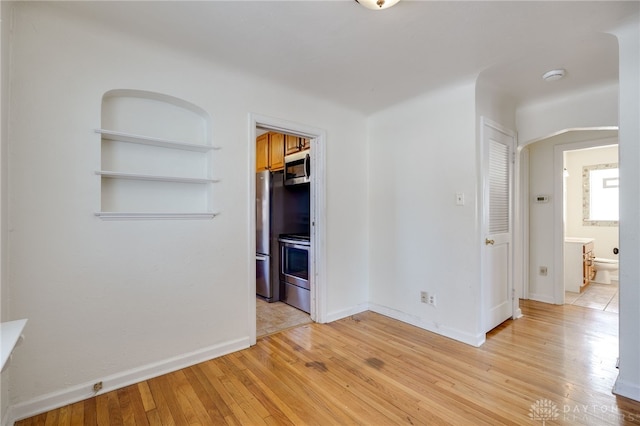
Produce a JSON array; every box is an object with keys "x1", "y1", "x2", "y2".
[{"x1": 564, "y1": 238, "x2": 595, "y2": 293}]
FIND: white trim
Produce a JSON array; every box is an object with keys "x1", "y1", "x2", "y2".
[
  {"x1": 248, "y1": 113, "x2": 327, "y2": 345},
  {"x1": 552, "y1": 136, "x2": 619, "y2": 304},
  {"x1": 325, "y1": 303, "x2": 370, "y2": 323},
  {"x1": 517, "y1": 147, "x2": 530, "y2": 302},
  {"x1": 527, "y1": 293, "x2": 557, "y2": 305},
  {"x1": 8, "y1": 337, "x2": 249, "y2": 425},
  {"x1": 522, "y1": 126, "x2": 618, "y2": 148},
  {"x1": 613, "y1": 378, "x2": 640, "y2": 402},
  {"x1": 95, "y1": 212, "x2": 219, "y2": 220},
  {"x1": 369, "y1": 303, "x2": 486, "y2": 347}
]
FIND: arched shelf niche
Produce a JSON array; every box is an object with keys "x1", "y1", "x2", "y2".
[{"x1": 95, "y1": 89, "x2": 219, "y2": 220}]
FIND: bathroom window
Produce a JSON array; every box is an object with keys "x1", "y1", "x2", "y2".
[{"x1": 583, "y1": 163, "x2": 618, "y2": 226}]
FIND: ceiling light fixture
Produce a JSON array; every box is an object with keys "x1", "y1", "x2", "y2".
[
  {"x1": 542, "y1": 69, "x2": 566, "y2": 82},
  {"x1": 355, "y1": 0, "x2": 400, "y2": 10}
]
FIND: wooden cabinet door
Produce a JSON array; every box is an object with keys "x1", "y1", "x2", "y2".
[
  {"x1": 256, "y1": 134, "x2": 269, "y2": 171},
  {"x1": 285, "y1": 135, "x2": 301, "y2": 155},
  {"x1": 270, "y1": 133, "x2": 285, "y2": 171},
  {"x1": 300, "y1": 138, "x2": 311, "y2": 150}
]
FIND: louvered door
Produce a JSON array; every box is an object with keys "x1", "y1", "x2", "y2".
[{"x1": 482, "y1": 119, "x2": 515, "y2": 333}]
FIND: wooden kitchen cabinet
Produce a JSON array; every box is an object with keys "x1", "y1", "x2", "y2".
[
  {"x1": 285, "y1": 135, "x2": 310, "y2": 155},
  {"x1": 256, "y1": 132, "x2": 284, "y2": 172}
]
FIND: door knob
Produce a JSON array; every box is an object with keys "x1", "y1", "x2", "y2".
[{"x1": 485, "y1": 238, "x2": 495, "y2": 245}]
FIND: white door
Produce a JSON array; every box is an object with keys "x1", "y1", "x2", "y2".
[{"x1": 482, "y1": 118, "x2": 515, "y2": 333}]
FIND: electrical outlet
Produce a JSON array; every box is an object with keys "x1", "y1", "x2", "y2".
[
  {"x1": 93, "y1": 381, "x2": 103, "y2": 393},
  {"x1": 428, "y1": 294, "x2": 437, "y2": 307},
  {"x1": 420, "y1": 291, "x2": 428, "y2": 303},
  {"x1": 539, "y1": 266, "x2": 548, "y2": 276}
]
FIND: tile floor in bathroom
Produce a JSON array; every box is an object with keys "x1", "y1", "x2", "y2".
[{"x1": 565, "y1": 281, "x2": 619, "y2": 313}]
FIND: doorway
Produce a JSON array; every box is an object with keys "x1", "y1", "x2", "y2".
[
  {"x1": 249, "y1": 114, "x2": 326, "y2": 345},
  {"x1": 561, "y1": 143, "x2": 619, "y2": 312},
  {"x1": 517, "y1": 127, "x2": 618, "y2": 307}
]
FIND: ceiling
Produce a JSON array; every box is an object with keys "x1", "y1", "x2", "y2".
[{"x1": 52, "y1": 1, "x2": 638, "y2": 115}]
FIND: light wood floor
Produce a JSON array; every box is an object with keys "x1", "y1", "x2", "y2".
[{"x1": 16, "y1": 300, "x2": 640, "y2": 425}]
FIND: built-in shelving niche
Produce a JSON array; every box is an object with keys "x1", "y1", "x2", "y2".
[{"x1": 96, "y1": 89, "x2": 219, "y2": 220}]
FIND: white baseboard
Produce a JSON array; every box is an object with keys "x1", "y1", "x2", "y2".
[
  {"x1": 325, "y1": 303, "x2": 369, "y2": 323},
  {"x1": 8, "y1": 337, "x2": 250, "y2": 424},
  {"x1": 527, "y1": 293, "x2": 557, "y2": 305},
  {"x1": 613, "y1": 377, "x2": 640, "y2": 402},
  {"x1": 368, "y1": 303, "x2": 486, "y2": 347}
]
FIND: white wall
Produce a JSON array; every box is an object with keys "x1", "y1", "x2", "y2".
[
  {"x1": 6, "y1": 2, "x2": 369, "y2": 418},
  {"x1": 517, "y1": 83, "x2": 618, "y2": 145},
  {"x1": 367, "y1": 81, "x2": 484, "y2": 346},
  {"x1": 611, "y1": 17, "x2": 640, "y2": 403},
  {"x1": 526, "y1": 134, "x2": 617, "y2": 302},
  {"x1": 518, "y1": 84, "x2": 619, "y2": 304},
  {"x1": 565, "y1": 145, "x2": 619, "y2": 259},
  {"x1": 1, "y1": 1, "x2": 12, "y2": 423}
]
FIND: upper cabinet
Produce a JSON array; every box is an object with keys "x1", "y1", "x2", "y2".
[
  {"x1": 96, "y1": 89, "x2": 219, "y2": 220},
  {"x1": 256, "y1": 132, "x2": 285, "y2": 172},
  {"x1": 285, "y1": 135, "x2": 310, "y2": 156}
]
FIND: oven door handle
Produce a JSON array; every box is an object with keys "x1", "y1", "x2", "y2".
[{"x1": 286, "y1": 243, "x2": 309, "y2": 250}]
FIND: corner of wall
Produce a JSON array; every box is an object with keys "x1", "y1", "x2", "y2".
[{"x1": 1, "y1": 2, "x2": 14, "y2": 424}]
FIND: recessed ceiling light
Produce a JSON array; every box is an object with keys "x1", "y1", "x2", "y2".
[{"x1": 542, "y1": 69, "x2": 566, "y2": 82}]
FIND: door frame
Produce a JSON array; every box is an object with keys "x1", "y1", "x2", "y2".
[
  {"x1": 480, "y1": 117, "x2": 518, "y2": 332},
  {"x1": 551, "y1": 134, "x2": 619, "y2": 304},
  {"x1": 248, "y1": 113, "x2": 327, "y2": 345},
  {"x1": 517, "y1": 127, "x2": 618, "y2": 305}
]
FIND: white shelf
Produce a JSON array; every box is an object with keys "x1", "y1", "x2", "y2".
[
  {"x1": 96, "y1": 129, "x2": 219, "y2": 152},
  {"x1": 96, "y1": 171, "x2": 218, "y2": 184},
  {"x1": 95, "y1": 212, "x2": 219, "y2": 220},
  {"x1": 1, "y1": 319, "x2": 27, "y2": 371}
]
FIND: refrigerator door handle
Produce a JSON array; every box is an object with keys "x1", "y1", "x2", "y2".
[{"x1": 256, "y1": 254, "x2": 268, "y2": 261}]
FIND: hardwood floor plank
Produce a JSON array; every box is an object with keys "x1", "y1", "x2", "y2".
[
  {"x1": 95, "y1": 394, "x2": 110, "y2": 426},
  {"x1": 146, "y1": 376, "x2": 180, "y2": 426},
  {"x1": 122, "y1": 384, "x2": 151, "y2": 426},
  {"x1": 68, "y1": 401, "x2": 84, "y2": 425},
  {"x1": 171, "y1": 369, "x2": 217, "y2": 425},
  {"x1": 14, "y1": 301, "x2": 640, "y2": 425},
  {"x1": 82, "y1": 396, "x2": 97, "y2": 426},
  {"x1": 185, "y1": 363, "x2": 234, "y2": 424},
  {"x1": 137, "y1": 381, "x2": 156, "y2": 413}
]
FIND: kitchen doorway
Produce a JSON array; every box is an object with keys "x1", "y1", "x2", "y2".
[{"x1": 249, "y1": 114, "x2": 326, "y2": 345}]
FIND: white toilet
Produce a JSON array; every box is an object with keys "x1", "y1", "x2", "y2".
[{"x1": 593, "y1": 258, "x2": 619, "y2": 284}]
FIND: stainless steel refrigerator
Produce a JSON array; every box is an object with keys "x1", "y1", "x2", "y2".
[{"x1": 256, "y1": 170, "x2": 310, "y2": 302}]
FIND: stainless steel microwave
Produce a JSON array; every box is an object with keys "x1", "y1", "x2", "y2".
[{"x1": 284, "y1": 150, "x2": 310, "y2": 186}]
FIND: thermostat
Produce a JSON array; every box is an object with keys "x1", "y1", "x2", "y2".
[{"x1": 535, "y1": 195, "x2": 550, "y2": 203}]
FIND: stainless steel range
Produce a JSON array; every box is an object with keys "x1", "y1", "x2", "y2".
[{"x1": 279, "y1": 234, "x2": 310, "y2": 313}]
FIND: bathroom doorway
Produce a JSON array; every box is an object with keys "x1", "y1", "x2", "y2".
[
  {"x1": 520, "y1": 127, "x2": 619, "y2": 307},
  {"x1": 562, "y1": 143, "x2": 619, "y2": 312}
]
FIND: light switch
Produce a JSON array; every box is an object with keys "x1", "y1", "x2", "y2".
[{"x1": 456, "y1": 192, "x2": 465, "y2": 206}]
